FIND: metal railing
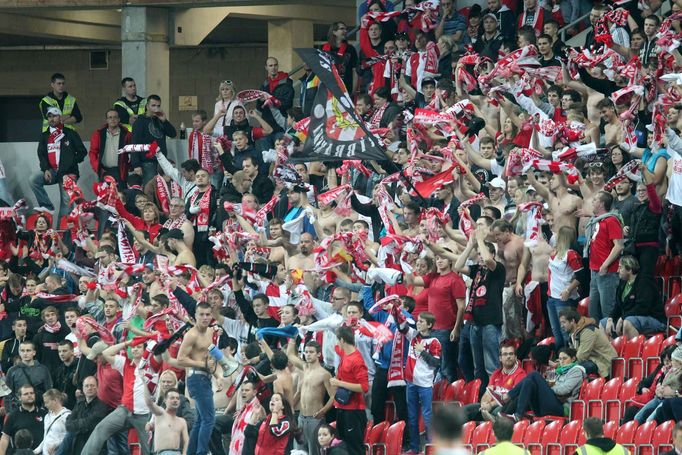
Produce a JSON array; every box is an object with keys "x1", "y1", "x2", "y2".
[{"x1": 559, "y1": 11, "x2": 591, "y2": 43}]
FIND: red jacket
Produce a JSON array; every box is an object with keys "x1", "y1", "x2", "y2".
[{"x1": 89, "y1": 125, "x2": 131, "y2": 183}]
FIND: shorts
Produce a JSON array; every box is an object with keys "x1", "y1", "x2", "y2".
[{"x1": 599, "y1": 316, "x2": 666, "y2": 336}]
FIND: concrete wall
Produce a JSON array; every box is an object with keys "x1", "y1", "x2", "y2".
[
  {"x1": 1, "y1": 139, "x2": 188, "y2": 208},
  {"x1": 0, "y1": 45, "x2": 268, "y2": 137}
]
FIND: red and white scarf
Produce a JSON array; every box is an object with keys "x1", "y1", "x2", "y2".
[
  {"x1": 368, "y1": 102, "x2": 388, "y2": 130},
  {"x1": 163, "y1": 213, "x2": 187, "y2": 231},
  {"x1": 458, "y1": 193, "x2": 486, "y2": 239},
  {"x1": 189, "y1": 130, "x2": 215, "y2": 172},
  {"x1": 75, "y1": 315, "x2": 116, "y2": 345},
  {"x1": 517, "y1": 201, "x2": 544, "y2": 246},
  {"x1": 190, "y1": 187, "x2": 212, "y2": 232},
  {"x1": 47, "y1": 126, "x2": 64, "y2": 170},
  {"x1": 42, "y1": 321, "x2": 62, "y2": 334},
  {"x1": 34, "y1": 292, "x2": 78, "y2": 303},
  {"x1": 230, "y1": 398, "x2": 260, "y2": 455},
  {"x1": 117, "y1": 218, "x2": 137, "y2": 264},
  {"x1": 604, "y1": 159, "x2": 643, "y2": 191},
  {"x1": 523, "y1": 158, "x2": 580, "y2": 184},
  {"x1": 155, "y1": 175, "x2": 182, "y2": 214}
]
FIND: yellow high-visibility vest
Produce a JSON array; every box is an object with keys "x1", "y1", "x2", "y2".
[
  {"x1": 40, "y1": 95, "x2": 76, "y2": 132},
  {"x1": 114, "y1": 98, "x2": 147, "y2": 131}
]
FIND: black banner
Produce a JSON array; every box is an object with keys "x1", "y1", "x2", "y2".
[{"x1": 288, "y1": 48, "x2": 387, "y2": 163}]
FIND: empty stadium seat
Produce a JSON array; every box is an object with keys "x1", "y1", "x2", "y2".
[
  {"x1": 613, "y1": 377, "x2": 639, "y2": 420},
  {"x1": 629, "y1": 420, "x2": 656, "y2": 455},
  {"x1": 511, "y1": 420, "x2": 530, "y2": 446},
  {"x1": 454, "y1": 379, "x2": 480, "y2": 406},
  {"x1": 612, "y1": 335, "x2": 644, "y2": 379},
  {"x1": 384, "y1": 421, "x2": 405, "y2": 455},
  {"x1": 469, "y1": 421, "x2": 492, "y2": 453},
  {"x1": 602, "y1": 421, "x2": 618, "y2": 440},
  {"x1": 666, "y1": 293, "x2": 682, "y2": 337},
  {"x1": 528, "y1": 419, "x2": 562, "y2": 455},
  {"x1": 650, "y1": 420, "x2": 675, "y2": 454},
  {"x1": 661, "y1": 335, "x2": 678, "y2": 351},
  {"x1": 522, "y1": 420, "x2": 546, "y2": 455},
  {"x1": 366, "y1": 421, "x2": 388, "y2": 455},
  {"x1": 447, "y1": 379, "x2": 465, "y2": 402},
  {"x1": 591, "y1": 377, "x2": 621, "y2": 420},
  {"x1": 547, "y1": 419, "x2": 581, "y2": 455},
  {"x1": 611, "y1": 336, "x2": 626, "y2": 357},
  {"x1": 615, "y1": 420, "x2": 638, "y2": 453},
  {"x1": 461, "y1": 421, "x2": 476, "y2": 448},
  {"x1": 571, "y1": 379, "x2": 603, "y2": 421},
  {"x1": 577, "y1": 297, "x2": 589, "y2": 317}
]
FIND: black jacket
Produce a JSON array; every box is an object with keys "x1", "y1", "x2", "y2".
[
  {"x1": 65, "y1": 396, "x2": 112, "y2": 454},
  {"x1": 130, "y1": 115, "x2": 176, "y2": 166},
  {"x1": 631, "y1": 186, "x2": 662, "y2": 244},
  {"x1": 252, "y1": 172, "x2": 275, "y2": 204},
  {"x1": 37, "y1": 127, "x2": 87, "y2": 178},
  {"x1": 612, "y1": 274, "x2": 665, "y2": 322},
  {"x1": 259, "y1": 73, "x2": 295, "y2": 132}
]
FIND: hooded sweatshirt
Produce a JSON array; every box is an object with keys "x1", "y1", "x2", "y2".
[{"x1": 571, "y1": 317, "x2": 618, "y2": 377}]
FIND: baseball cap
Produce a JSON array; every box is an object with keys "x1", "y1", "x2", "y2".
[
  {"x1": 46, "y1": 107, "x2": 62, "y2": 116},
  {"x1": 487, "y1": 177, "x2": 507, "y2": 190},
  {"x1": 483, "y1": 12, "x2": 499, "y2": 22},
  {"x1": 87, "y1": 340, "x2": 110, "y2": 361}
]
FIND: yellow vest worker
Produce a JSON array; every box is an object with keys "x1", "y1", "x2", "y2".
[
  {"x1": 113, "y1": 97, "x2": 146, "y2": 132},
  {"x1": 480, "y1": 441, "x2": 529, "y2": 455},
  {"x1": 40, "y1": 94, "x2": 78, "y2": 132},
  {"x1": 575, "y1": 418, "x2": 630, "y2": 455}
]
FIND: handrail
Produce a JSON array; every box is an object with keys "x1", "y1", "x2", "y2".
[
  {"x1": 288, "y1": 0, "x2": 407, "y2": 79},
  {"x1": 558, "y1": 11, "x2": 591, "y2": 43}
]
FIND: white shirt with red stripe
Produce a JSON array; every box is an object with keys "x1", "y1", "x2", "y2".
[
  {"x1": 547, "y1": 249, "x2": 583, "y2": 300},
  {"x1": 113, "y1": 354, "x2": 159, "y2": 415},
  {"x1": 404, "y1": 329, "x2": 441, "y2": 387}
]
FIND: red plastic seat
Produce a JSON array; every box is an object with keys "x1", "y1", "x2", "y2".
[
  {"x1": 454, "y1": 379, "x2": 480, "y2": 406},
  {"x1": 547, "y1": 419, "x2": 581, "y2": 455},
  {"x1": 611, "y1": 336, "x2": 626, "y2": 357},
  {"x1": 650, "y1": 420, "x2": 675, "y2": 454},
  {"x1": 384, "y1": 401, "x2": 395, "y2": 424},
  {"x1": 537, "y1": 337, "x2": 555, "y2": 346},
  {"x1": 628, "y1": 420, "x2": 656, "y2": 455},
  {"x1": 615, "y1": 420, "x2": 638, "y2": 452},
  {"x1": 571, "y1": 379, "x2": 603, "y2": 421},
  {"x1": 612, "y1": 335, "x2": 644, "y2": 379},
  {"x1": 630, "y1": 333, "x2": 664, "y2": 379},
  {"x1": 577, "y1": 297, "x2": 590, "y2": 317},
  {"x1": 669, "y1": 276, "x2": 682, "y2": 301},
  {"x1": 383, "y1": 421, "x2": 405, "y2": 455},
  {"x1": 661, "y1": 335, "x2": 678, "y2": 352},
  {"x1": 366, "y1": 421, "x2": 388, "y2": 449},
  {"x1": 590, "y1": 377, "x2": 621, "y2": 420},
  {"x1": 615, "y1": 378, "x2": 639, "y2": 420},
  {"x1": 447, "y1": 379, "x2": 465, "y2": 402},
  {"x1": 511, "y1": 420, "x2": 530, "y2": 446},
  {"x1": 432, "y1": 379, "x2": 449, "y2": 401},
  {"x1": 528, "y1": 419, "x2": 562, "y2": 455},
  {"x1": 522, "y1": 420, "x2": 545, "y2": 454},
  {"x1": 603, "y1": 421, "x2": 618, "y2": 440},
  {"x1": 666, "y1": 293, "x2": 682, "y2": 336},
  {"x1": 461, "y1": 421, "x2": 476, "y2": 447},
  {"x1": 469, "y1": 421, "x2": 492, "y2": 453}
]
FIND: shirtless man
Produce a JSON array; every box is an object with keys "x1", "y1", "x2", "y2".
[
  {"x1": 597, "y1": 99, "x2": 624, "y2": 146},
  {"x1": 527, "y1": 172, "x2": 582, "y2": 232},
  {"x1": 258, "y1": 345, "x2": 295, "y2": 408},
  {"x1": 287, "y1": 340, "x2": 334, "y2": 455},
  {"x1": 515, "y1": 233, "x2": 553, "y2": 335},
  {"x1": 353, "y1": 220, "x2": 379, "y2": 258},
  {"x1": 163, "y1": 197, "x2": 195, "y2": 248},
  {"x1": 490, "y1": 220, "x2": 526, "y2": 340},
  {"x1": 266, "y1": 219, "x2": 293, "y2": 266},
  {"x1": 166, "y1": 229, "x2": 197, "y2": 266},
  {"x1": 315, "y1": 198, "x2": 341, "y2": 237},
  {"x1": 577, "y1": 164, "x2": 607, "y2": 237},
  {"x1": 177, "y1": 302, "x2": 217, "y2": 455},
  {"x1": 288, "y1": 233, "x2": 317, "y2": 290},
  {"x1": 144, "y1": 387, "x2": 189, "y2": 455}
]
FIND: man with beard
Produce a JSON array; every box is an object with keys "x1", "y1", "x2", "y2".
[
  {"x1": 53, "y1": 341, "x2": 78, "y2": 410},
  {"x1": 288, "y1": 233, "x2": 316, "y2": 291},
  {"x1": 185, "y1": 169, "x2": 218, "y2": 266},
  {"x1": 131, "y1": 95, "x2": 177, "y2": 185},
  {"x1": 286, "y1": 340, "x2": 334, "y2": 455},
  {"x1": 143, "y1": 387, "x2": 189, "y2": 455}
]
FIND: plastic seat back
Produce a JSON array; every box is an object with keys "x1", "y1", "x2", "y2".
[
  {"x1": 368, "y1": 422, "x2": 389, "y2": 445},
  {"x1": 615, "y1": 420, "x2": 638, "y2": 446},
  {"x1": 547, "y1": 420, "x2": 581, "y2": 455},
  {"x1": 641, "y1": 333, "x2": 664, "y2": 376},
  {"x1": 447, "y1": 379, "x2": 465, "y2": 402},
  {"x1": 611, "y1": 336, "x2": 626, "y2": 356},
  {"x1": 470, "y1": 421, "x2": 492, "y2": 453},
  {"x1": 614, "y1": 378, "x2": 639, "y2": 420},
  {"x1": 511, "y1": 420, "x2": 530, "y2": 446},
  {"x1": 522, "y1": 420, "x2": 545, "y2": 453},
  {"x1": 537, "y1": 337, "x2": 555, "y2": 346},
  {"x1": 385, "y1": 421, "x2": 406, "y2": 455},
  {"x1": 603, "y1": 421, "x2": 618, "y2": 440},
  {"x1": 573, "y1": 378, "x2": 603, "y2": 420},
  {"x1": 594, "y1": 377, "x2": 621, "y2": 420},
  {"x1": 662, "y1": 335, "x2": 678, "y2": 352},
  {"x1": 630, "y1": 420, "x2": 656, "y2": 455},
  {"x1": 577, "y1": 297, "x2": 590, "y2": 317},
  {"x1": 458, "y1": 379, "x2": 480, "y2": 405},
  {"x1": 461, "y1": 421, "x2": 476, "y2": 446},
  {"x1": 533, "y1": 419, "x2": 563, "y2": 455},
  {"x1": 651, "y1": 420, "x2": 676, "y2": 454}
]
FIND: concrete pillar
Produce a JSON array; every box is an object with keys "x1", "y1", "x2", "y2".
[
  {"x1": 121, "y1": 7, "x2": 170, "y2": 106},
  {"x1": 267, "y1": 19, "x2": 314, "y2": 72}
]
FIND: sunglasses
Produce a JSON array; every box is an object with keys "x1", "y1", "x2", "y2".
[
  {"x1": 221, "y1": 80, "x2": 234, "y2": 86},
  {"x1": 587, "y1": 162, "x2": 605, "y2": 168}
]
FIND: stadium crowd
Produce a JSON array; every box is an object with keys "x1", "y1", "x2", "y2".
[{"x1": 4, "y1": 0, "x2": 682, "y2": 454}]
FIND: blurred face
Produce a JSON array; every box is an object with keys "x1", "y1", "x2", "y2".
[
  {"x1": 165, "y1": 391, "x2": 181, "y2": 410},
  {"x1": 269, "y1": 393, "x2": 284, "y2": 413},
  {"x1": 435, "y1": 255, "x2": 451, "y2": 272},
  {"x1": 636, "y1": 184, "x2": 649, "y2": 203},
  {"x1": 192, "y1": 114, "x2": 205, "y2": 131},
  {"x1": 241, "y1": 382, "x2": 256, "y2": 401},
  {"x1": 333, "y1": 23, "x2": 348, "y2": 40},
  {"x1": 252, "y1": 298, "x2": 267, "y2": 317},
  {"x1": 142, "y1": 206, "x2": 156, "y2": 222},
  {"x1": 26, "y1": 280, "x2": 37, "y2": 295},
  {"x1": 544, "y1": 23, "x2": 558, "y2": 37},
  {"x1": 196, "y1": 170, "x2": 210, "y2": 188},
  {"x1": 631, "y1": 33, "x2": 644, "y2": 49},
  {"x1": 135, "y1": 196, "x2": 148, "y2": 210},
  {"x1": 19, "y1": 344, "x2": 35, "y2": 363},
  {"x1": 220, "y1": 84, "x2": 234, "y2": 100},
  {"x1": 559, "y1": 316, "x2": 576, "y2": 334},
  {"x1": 304, "y1": 346, "x2": 320, "y2": 364},
  {"x1": 355, "y1": 98, "x2": 371, "y2": 115},
  {"x1": 160, "y1": 373, "x2": 177, "y2": 392},
  {"x1": 403, "y1": 208, "x2": 419, "y2": 225},
  {"x1": 51, "y1": 78, "x2": 66, "y2": 94},
  {"x1": 557, "y1": 350, "x2": 575, "y2": 367},
  {"x1": 644, "y1": 18, "x2": 658, "y2": 37},
  {"x1": 332, "y1": 290, "x2": 349, "y2": 311},
  {"x1": 487, "y1": 0, "x2": 500, "y2": 10},
  {"x1": 43, "y1": 311, "x2": 58, "y2": 326},
  {"x1": 124, "y1": 80, "x2": 137, "y2": 97},
  {"x1": 394, "y1": 148, "x2": 409, "y2": 164},
  {"x1": 669, "y1": 108, "x2": 680, "y2": 124},
  {"x1": 561, "y1": 95, "x2": 573, "y2": 110},
  {"x1": 345, "y1": 304, "x2": 362, "y2": 320},
  {"x1": 147, "y1": 99, "x2": 161, "y2": 115},
  {"x1": 83, "y1": 377, "x2": 98, "y2": 399},
  {"x1": 423, "y1": 83, "x2": 436, "y2": 100},
  {"x1": 500, "y1": 347, "x2": 517, "y2": 368},
  {"x1": 615, "y1": 180, "x2": 631, "y2": 196},
  {"x1": 242, "y1": 159, "x2": 257, "y2": 177},
  {"x1": 503, "y1": 117, "x2": 513, "y2": 133},
  {"x1": 294, "y1": 164, "x2": 308, "y2": 180},
  {"x1": 106, "y1": 111, "x2": 120, "y2": 129},
  {"x1": 384, "y1": 40, "x2": 396, "y2": 55},
  {"x1": 266, "y1": 58, "x2": 279, "y2": 77},
  {"x1": 319, "y1": 428, "x2": 334, "y2": 447},
  {"x1": 13, "y1": 320, "x2": 26, "y2": 338},
  {"x1": 233, "y1": 107, "x2": 246, "y2": 123},
  {"x1": 600, "y1": 106, "x2": 615, "y2": 121},
  {"x1": 131, "y1": 343, "x2": 145, "y2": 360},
  {"x1": 589, "y1": 8, "x2": 603, "y2": 26},
  {"x1": 58, "y1": 344, "x2": 74, "y2": 362},
  {"x1": 196, "y1": 306, "x2": 212, "y2": 328},
  {"x1": 19, "y1": 388, "x2": 35, "y2": 406},
  {"x1": 64, "y1": 311, "x2": 78, "y2": 328},
  {"x1": 280, "y1": 306, "x2": 296, "y2": 325},
  {"x1": 538, "y1": 38, "x2": 551, "y2": 55},
  {"x1": 416, "y1": 316, "x2": 431, "y2": 333},
  {"x1": 104, "y1": 300, "x2": 119, "y2": 318},
  {"x1": 299, "y1": 234, "x2": 314, "y2": 255},
  {"x1": 483, "y1": 17, "x2": 497, "y2": 33},
  {"x1": 610, "y1": 148, "x2": 623, "y2": 164},
  {"x1": 480, "y1": 142, "x2": 495, "y2": 159},
  {"x1": 368, "y1": 23, "x2": 381, "y2": 40},
  {"x1": 169, "y1": 199, "x2": 184, "y2": 217},
  {"x1": 35, "y1": 216, "x2": 48, "y2": 232},
  {"x1": 415, "y1": 33, "x2": 427, "y2": 50},
  {"x1": 415, "y1": 258, "x2": 430, "y2": 276}
]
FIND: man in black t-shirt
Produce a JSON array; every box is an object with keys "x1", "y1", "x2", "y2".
[
  {"x1": 455, "y1": 230, "x2": 505, "y2": 386},
  {"x1": 0, "y1": 384, "x2": 46, "y2": 454}
]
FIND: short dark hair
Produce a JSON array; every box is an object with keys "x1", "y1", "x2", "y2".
[
  {"x1": 272, "y1": 350, "x2": 289, "y2": 370},
  {"x1": 491, "y1": 219, "x2": 513, "y2": 233},
  {"x1": 305, "y1": 341, "x2": 322, "y2": 353},
  {"x1": 517, "y1": 27, "x2": 536, "y2": 45},
  {"x1": 597, "y1": 191, "x2": 614, "y2": 211},
  {"x1": 192, "y1": 110, "x2": 208, "y2": 121},
  {"x1": 14, "y1": 429, "x2": 33, "y2": 449},
  {"x1": 484, "y1": 206, "x2": 502, "y2": 220},
  {"x1": 181, "y1": 159, "x2": 201, "y2": 173},
  {"x1": 374, "y1": 86, "x2": 391, "y2": 101},
  {"x1": 436, "y1": 78, "x2": 455, "y2": 96},
  {"x1": 548, "y1": 85, "x2": 563, "y2": 97},
  {"x1": 559, "y1": 308, "x2": 581, "y2": 323},
  {"x1": 51, "y1": 73, "x2": 65, "y2": 82},
  {"x1": 253, "y1": 294, "x2": 270, "y2": 306},
  {"x1": 400, "y1": 295, "x2": 415, "y2": 313},
  {"x1": 418, "y1": 311, "x2": 436, "y2": 328},
  {"x1": 404, "y1": 201, "x2": 421, "y2": 215},
  {"x1": 151, "y1": 294, "x2": 170, "y2": 308},
  {"x1": 336, "y1": 326, "x2": 356, "y2": 345},
  {"x1": 242, "y1": 155, "x2": 258, "y2": 167},
  {"x1": 582, "y1": 417, "x2": 604, "y2": 439},
  {"x1": 558, "y1": 346, "x2": 577, "y2": 359},
  {"x1": 499, "y1": 339, "x2": 517, "y2": 355},
  {"x1": 492, "y1": 416, "x2": 515, "y2": 441},
  {"x1": 165, "y1": 387, "x2": 180, "y2": 399},
  {"x1": 147, "y1": 94, "x2": 161, "y2": 103},
  {"x1": 196, "y1": 301, "x2": 212, "y2": 311},
  {"x1": 432, "y1": 404, "x2": 466, "y2": 442},
  {"x1": 287, "y1": 106, "x2": 305, "y2": 122},
  {"x1": 121, "y1": 77, "x2": 134, "y2": 86},
  {"x1": 64, "y1": 306, "x2": 80, "y2": 316},
  {"x1": 644, "y1": 15, "x2": 661, "y2": 26},
  {"x1": 537, "y1": 33, "x2": 552, "y2": 43},
  {"x1": 58, "y1": 340, "x2": 74, "y2": 349},
  {"x1": 356, "y1": 93, "x2": 372, "y2": 106}
]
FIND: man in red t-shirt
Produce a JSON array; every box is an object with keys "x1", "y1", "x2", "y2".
[
  {"x1": 330, "y1": 326, "x2": 369, "y2": 455},
  {"x1": 405, "y1": 252, "x2": 466, "y2": 382},
  {"x1": 586, "y1": 191, "x2": 624, "y2": 321},
  {"x1": 463, "y1": 340, "x2": 526, "y2": 421}
]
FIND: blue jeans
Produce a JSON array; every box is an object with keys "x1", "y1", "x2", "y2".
[
  {"x1": 54, "y1": 432, "x2": 74, "y2": 455},
  {"x1": 431, "y1": 329, "x2": 457, "y2": 383},
  {"x1": 635, "y1": 397, "x2": 663, "y2": 423},
  {"x1": 546, "y1": 298, "x2": 576, "y2": 348},
  {"x1": 107, "y1": 430, "x2": 130, "y2": 455},
  {"x1": 187, "y1": 373, "x2": 215, "y2": 455},
  {"x1": 589, "y1": 271, "x2": 619, "y2": 321},
  {"x1": 458, "y1": 323, "x2": 475, "y2": 382},
  {"x1": 470, "y1": 324, "x2": 501, "y2": 385},
  {"x1": 29, "y1": 169, "x2": 71, "y2": 226},
  {"x1": 406, "y1": 383, "x2": 432, "y2": 452}
]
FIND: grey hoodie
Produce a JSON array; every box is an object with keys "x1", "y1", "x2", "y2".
[{"x1": 5, "y1": 361, "x2": 53, "y2": 412}]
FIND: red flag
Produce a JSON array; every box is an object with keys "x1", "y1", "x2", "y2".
[{"x1": 412, "y1": 165, "x2": 455, "y2": 196}]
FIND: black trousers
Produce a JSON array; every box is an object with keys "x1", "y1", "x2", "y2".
[
  {"x1": 370, "y1": 367, "x2": 407, "y2": 424},
  {"x1": 337, "y1": 409, "x2": 367, "y2": 455}
]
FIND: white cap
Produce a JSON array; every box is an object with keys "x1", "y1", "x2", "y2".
[
  {"x1": 46, "y1": 107, "x2": 62, "y2": 116},
  {"x1": 488, "y1": 177, "x2": 506, "y2": 190}
]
